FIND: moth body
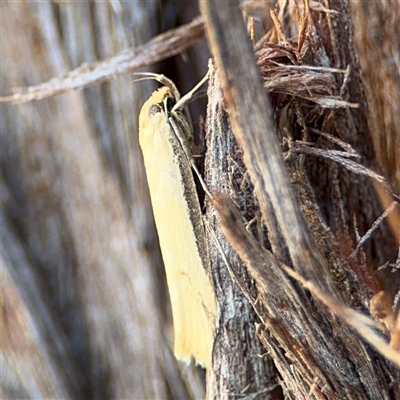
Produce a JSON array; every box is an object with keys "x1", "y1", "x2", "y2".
[{"x1": 139, "y1": 85, "x2": 217, "y2": 368}]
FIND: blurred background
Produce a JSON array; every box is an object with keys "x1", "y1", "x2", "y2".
[{"x1": 1, "y1": 2, "x2": 211, "y2": 398}]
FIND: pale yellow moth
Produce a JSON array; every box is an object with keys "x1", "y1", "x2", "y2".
[{"x1": 138, "y1": 73, "x2": 217, "y2": 368}]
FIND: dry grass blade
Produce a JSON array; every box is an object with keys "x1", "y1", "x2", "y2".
[
  {"x1": 291, "y1": 141, "x2": 400, "y2": 202},
  {"x1": 348, "y1": 202, "x2": 399, "y2": 259},
  {"x1": 257, "y1": 45, "x2": 358, "y2": 108},
  {"x1": 0, "y1": 17, "x2": 204, "y2": 104},
  {"x1": 280, "y1": 265, "x2": 400, "y2": 368}
]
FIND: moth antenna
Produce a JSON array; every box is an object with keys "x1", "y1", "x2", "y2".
[{"x1": 132, "y1": 72, "x2": 180, "y2": 101}]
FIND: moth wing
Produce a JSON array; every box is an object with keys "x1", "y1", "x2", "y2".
[{"x1": 139, "y1": 88, "x2": 217, "y2": 368}]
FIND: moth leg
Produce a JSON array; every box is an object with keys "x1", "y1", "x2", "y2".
[
  {"x1": 172, "y1": 68, "x2": 210, "y2": 112},
  {"x1": 171, "y1": 68, "x2": 209, "y2": 146},
  {"x1": 168, "y1": 116, "x2": 212, "y2": 198}
]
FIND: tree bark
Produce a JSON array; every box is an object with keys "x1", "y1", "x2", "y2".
[{"x1": 201, "y1": 0, "x2": 400, "y2": 399}]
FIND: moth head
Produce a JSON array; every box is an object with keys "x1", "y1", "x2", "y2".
[
  {"x1": 137, "y1": 76, "x2": 193, "y2": 143},
  {"x1": 146, "y1": 90, "x2": 176, "y2": 116},
  {"x1": 138, "y1": 86, "x2": 174, "y2": 131}
]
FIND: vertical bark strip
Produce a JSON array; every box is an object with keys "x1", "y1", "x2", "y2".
[{"x1": 204, "y1": 67, "x2": 281, "y2": 400}]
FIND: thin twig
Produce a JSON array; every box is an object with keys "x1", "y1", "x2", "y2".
[{"x1": 0, "y1": 17, "x2": 204, "y2": 104}]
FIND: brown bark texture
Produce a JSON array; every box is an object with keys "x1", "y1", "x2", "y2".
[
  {"x1": 201, "y1": 0, "x2": 400, "y2": 399},
  {"x1": 1, "y1": 1, "x2": 399, "y2": 400}
]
